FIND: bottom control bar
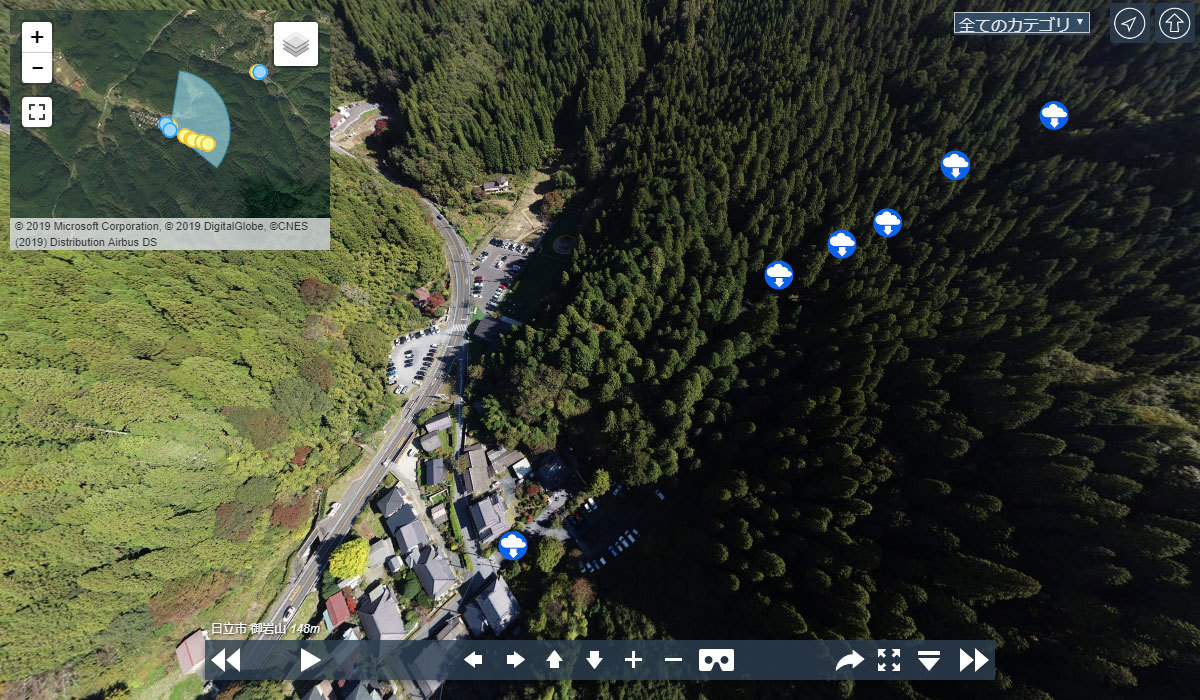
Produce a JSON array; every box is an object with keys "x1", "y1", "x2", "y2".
[{"x1": 205, "y1": 640, "x2": 995, "y2": 682}]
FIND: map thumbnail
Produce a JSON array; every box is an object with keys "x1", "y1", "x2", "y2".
[{"x1": 9, "y1": 10, "x2": 329, "y2": 218}]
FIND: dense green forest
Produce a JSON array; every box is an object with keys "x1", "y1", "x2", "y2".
[
  {"x1": 0, "y1": 153, "x2": 444, "y2": 698},
  {"x1": 450, "y1": 2, "x2": 1198, "y2": 700}
]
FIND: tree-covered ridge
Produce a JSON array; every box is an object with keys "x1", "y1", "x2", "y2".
[
  {"x1": 337, "y1": 0, "x2": 648, "y2": 200},
  {"x1": 477, "y1": 1, "x2": 1200, "y2": 697},
  {"x1": 0, "y1": 154, "x2": 444, "y2": 696}
]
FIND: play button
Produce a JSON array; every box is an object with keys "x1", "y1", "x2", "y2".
[{"x1": 300, "y1": 648, "x2": 322, "y2": 672}]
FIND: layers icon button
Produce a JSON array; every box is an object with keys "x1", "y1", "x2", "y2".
[{"x1": 274, "y1": 21, "x2": 318, "y2": 66}]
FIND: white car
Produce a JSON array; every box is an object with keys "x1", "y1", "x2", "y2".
[
  {"x1": 618, "y1": 535, "x2": 631, "y2": 548},
  {"x1": 282, "y1": 606, "x2": 296, "y2": 623},
  {"x1": 406, "y1": 448, "x2": 416, "y2": 457},
  {"x1": 327, "y1": 502, "x2": 340, "y2": 517},
  {"x1": 394, "y1": 385, "x2": 410, "y2": 395},
  {"x1": 597, "y1": 557, "x2": 607, "y2": 567}
]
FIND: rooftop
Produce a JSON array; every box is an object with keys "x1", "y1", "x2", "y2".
[
  {"x1": 414, "y1": 546, "x2": 456, "y2": 600},
  {"x1": 324, "y1": 590, "x2": 350, "y2": 628},
  {"x1": 175, "y1": 629, "x2": 206, "y2": 674},
  {"x1": 469, "y1": 493, "x2": 506, "y2": 543},
  {"x1": 375, "y1": 487, "x2": 407, "y2": 518},
  {"x1": 424, "y1": 458, "x2": 446, "y2": 486},
  {"x1": 359, "y1": 586, "x2": 407, "y2": 641},
  {"x1": 424, "y1": 411, "x2": 453, "y2": 432},
  {"x1": 418, "y1": 431, "x2": 442, "y2": 452}
]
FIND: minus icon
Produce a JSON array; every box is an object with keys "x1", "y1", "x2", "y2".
[{"x1": 664, "y1": 657, "x2": 683, "y2": 662}]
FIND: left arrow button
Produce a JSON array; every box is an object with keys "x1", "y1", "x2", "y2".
[
  {"x1": 211, "y1": 648, "x2": 226, "y2": 672},
  {"x1": 464, "y1": 652, "x2": 483, "y2": 668}
]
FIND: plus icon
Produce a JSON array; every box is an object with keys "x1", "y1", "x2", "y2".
[
  {"x1": 31, "y1": 31, "x2": 44, "y2": 43},
  {"x1": 625, "y1": 651, "x2": 643, "y2": 668}
]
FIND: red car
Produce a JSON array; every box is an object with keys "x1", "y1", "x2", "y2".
[
  {"x1": 499, "y1": 284, "x2": 507, "y2": 290},
  {"x1": 474, "y1": 275, "x2": 483, "y2": 281}
]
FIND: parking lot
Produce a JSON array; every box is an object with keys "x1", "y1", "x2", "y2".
[
  {"x1": 470, "y1": 238, "x2": 533, "y2": 315},
  {"x1": 386, "y1": 326, "x2": 453, "y2": 394},
  {"x1": 563, "y1": 486, "x2": 652, "y2": 572}
]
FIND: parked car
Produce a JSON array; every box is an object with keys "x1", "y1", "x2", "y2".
[
  {"x1": 394, "y1": 385, "x2": 409, "y2": 394},
  {"x1": 612, "y1": 483, "x2": 623, "y2": 496},
  {"x1": 597, "y1": 557, "x2": 607, "y2": 567},
  {"x1": 618, "y1": 535, "x2": 631, "y2": 548},
  {"x1": 655, "y1": 489, "x2": 666, "y2": 501},
  {"x1": 586, "y1": 497, "x2": 598, "y2": 510},
  {"x1": 578, "y1": 562, "x2": 587, "y2": 574},
  {"x1": 608, "y1": 545, "x2": 619, "y2": 557}
]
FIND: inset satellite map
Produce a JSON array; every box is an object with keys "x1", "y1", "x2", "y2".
[{"x1": 9, "y1": 10, "x2": 329, "y2": 218}]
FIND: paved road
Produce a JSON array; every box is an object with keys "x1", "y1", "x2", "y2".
[
  {"x1": 330, "y1": 101, "x2": 377, "y2": 139},
  {"x1": 247, "y1": 144, "x2": 473, "y2": 664}
]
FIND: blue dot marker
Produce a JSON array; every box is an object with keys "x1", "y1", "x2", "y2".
[
  {"x1": 157, "y1": 116, "x2": 178, "y2": 138},
  {"x1": 872, "y1": 208, "x2": 902, "y2": 237},
  {"x1": 1039, "y1": 101, "x2": 1068, "y2": 130},
  {"x1": 498, "y1": 531, "x2": 528, "y2": 561},
  {"x1": 764, "y1": 260, "x2": 794, "y2": 290},
  {"x1": 249, "y1": 64, "x2": 268, "y2": 81},
  {"x1": 827, "y1": 230, "x2": 857, "y2": 259},
  {"x1": 940, "y1": 151, "x2": 971, "y2": 180}
]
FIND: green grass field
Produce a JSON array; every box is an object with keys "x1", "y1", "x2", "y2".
[{"x1": 166, "y1": 674, "x2": 203, "y2": 700}]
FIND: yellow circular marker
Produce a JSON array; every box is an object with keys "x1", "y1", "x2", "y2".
[{"x1": 175, "y1": 127, "x2": 216, "y2": 151}]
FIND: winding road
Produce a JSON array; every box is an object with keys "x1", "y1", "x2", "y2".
[{"x1": 246, "y1": 141, "x2": 473, "y2": 663}]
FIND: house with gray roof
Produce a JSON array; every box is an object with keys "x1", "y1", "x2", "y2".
[
  {"x1": 423, "y1": 458, "x2": 446, "y2": 486},
  {"x1": 414, "y1": 546, "x2": 456, "y2": 601},
  {"x1": 375, "y1": 487, "x2": 407, "y2": 518},
  {"x1": 463, "y1": 456, "x2": 491, "y2": 495},
  {"x1": 469, "y1": 493, "x2": 506, "y2": 543},
  {"x1": 359, "y1": 586, "x2": 407, "y2": 641},
  {"x1": 366, "y1": 538, "x2": 395, "y2": 570},
  {"x1": 424, "y1": 411, "x2": 453, "y2": 432},
  {"x1": 478, "y1": 576, "x2": 520, "y2": 635},
  {"x1": 385, "y1": 505, "x2": 430, "y2": 559},
  {"x1": 418, "y1": 431, "x2": 442, "y2": 452},
  {"x1": 490, "y1": 448, "x2": 529, "y2": 475}
]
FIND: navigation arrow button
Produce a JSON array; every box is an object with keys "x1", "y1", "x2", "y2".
[
  {"x1": 300, "y1": 648, "x2": 321, "y2": 672},
  {"x1": 547, "y1": 650, "x2": 563, "y2": 669},
  {"x1": 227, "y1": 648, "x2": 241, "y2": 672},
  {"x1": 211, "y1": 648, "x2": 226, "y2": 672},
  {"x1": 507, "y1": 651, "x2": 525, "y2": 668},
  {"x1": 959, "y1": 648, "x2": 973, "y2": 672},
  {"x1": 586, "y1": 650, "x2": 603, "y2": 669},
  {"x1": 464, "y1": 651, "x2": 483, "y2": 668}
]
